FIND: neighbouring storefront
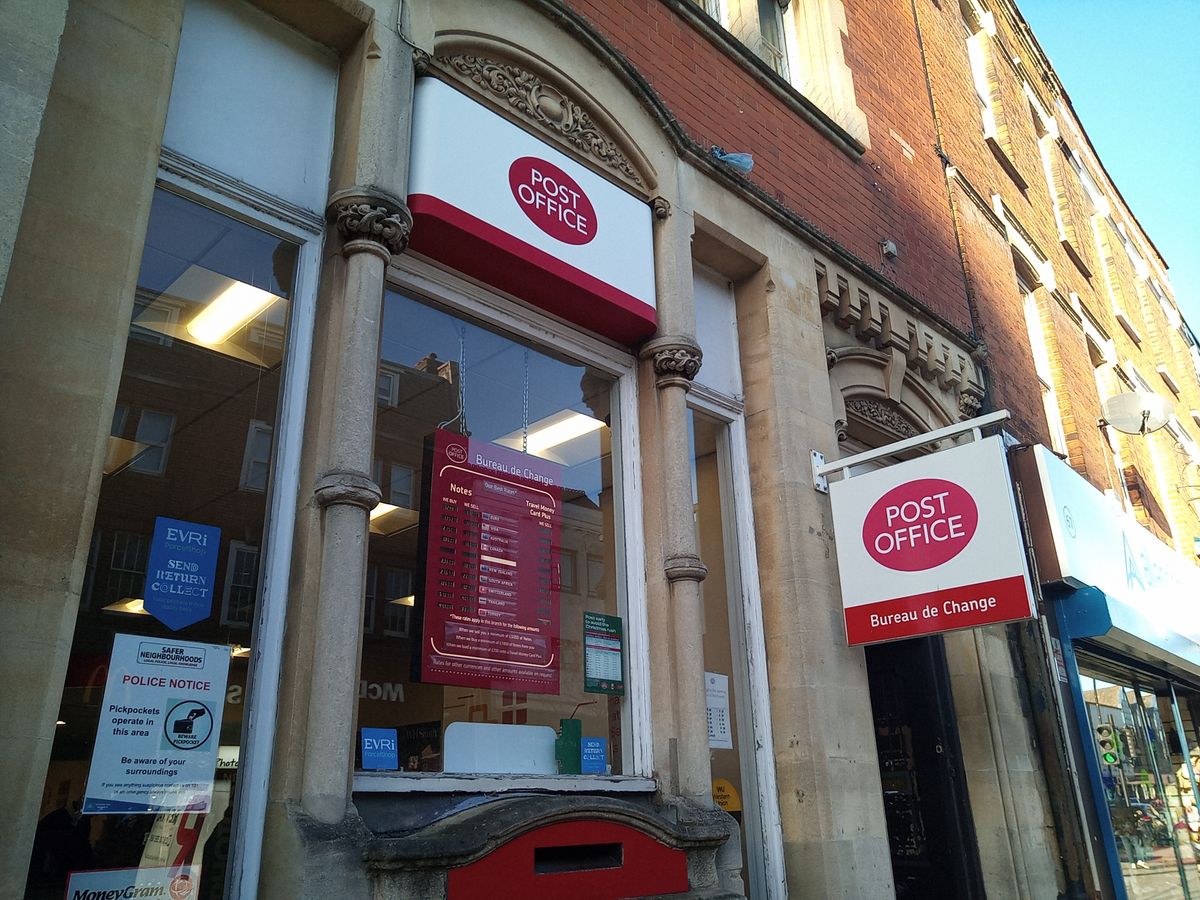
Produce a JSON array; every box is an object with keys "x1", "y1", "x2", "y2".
[{"x1": 1016, "y1": 444, "x2": 1200, "y2": 899}]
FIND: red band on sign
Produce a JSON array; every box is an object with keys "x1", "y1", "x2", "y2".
[
  {"x1": 407, "y1": 193, "x2": 656, "y2": 345},
  {"x1": 843, "y1": 575, "x2": 1033, "y2": 646}
]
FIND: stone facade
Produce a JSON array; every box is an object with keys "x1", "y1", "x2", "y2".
[{"x1": 2, "y1": 0, "x2": 1198, "y2": 898}]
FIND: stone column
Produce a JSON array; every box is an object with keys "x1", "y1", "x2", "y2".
[
  {"x1": 641, "y1": 335, "x2": 711, "y2": 805},
  {"x1": 299, "y1": 190, "x2": 411, "y2": 825}
]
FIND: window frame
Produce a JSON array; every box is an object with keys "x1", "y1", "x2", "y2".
[
  {"x1": 349, "y1": 253, "x2": 653, "y2": 792},
  {"x1": 220, "y1": 540, "x2": 261, "y2": 627},
  {"x1": 150, "y1": 166, "x2": 324, "y2": 898},
  {"x1": 239, "y1": 418, "x2": 274, "y2": 492},
  {"x1": 129, "y1": 409, "x2": 176, "y2": 475},
  {"x1": 687, "y1": 388, "x2": 788, "y2": 898}
]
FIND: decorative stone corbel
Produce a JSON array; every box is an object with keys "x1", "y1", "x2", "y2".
[
  {"x1": 641, "y1": 335, "x2": 703, "y2": 390},
  {"x1": 651, "y1": 196, "x2": 671, "y2": 220},
  {"x1": 957, "y1": 388, "x2": 984, "y2": 419},
  {"x1": 327, "y1": 187, "x2": 413, "y2": 263}
]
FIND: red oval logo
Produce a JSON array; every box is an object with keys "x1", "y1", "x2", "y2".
[
  {"x1": 862, "y1": 478, "x2": 979, "y2": 571},
  {"x1": 446, "y1": 443, "x2": 467, "y2": 464},
  {"x1": 508, "y1": 157, "x2": 597, "y2": 245}
]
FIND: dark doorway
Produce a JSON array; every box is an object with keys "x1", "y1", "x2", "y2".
[{"x1": 866, "y1": 635, "x2": 985, "y2": 900}]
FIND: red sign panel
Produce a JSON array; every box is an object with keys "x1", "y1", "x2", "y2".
[{"x1": 420, "y1": 429, "x2": 562, "y2": 694}]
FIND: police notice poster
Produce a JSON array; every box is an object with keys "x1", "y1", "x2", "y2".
[{"x1": 82, "y1": 634, "x2": 230, "y2": 814}]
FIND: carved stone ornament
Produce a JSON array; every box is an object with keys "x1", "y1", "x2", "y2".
[
  {"x1": 314, "y1": 469, "x2": 383, "y2": 511},
  {"x1": 442, "y1": 54, "x2": 644, "y2": 188},
  {"x1": 651, "y1": 196, "x2": 671, "y2": 220},
  {"x1": 958, "y1": 389, "x2": 983, "y2": 418},
  {"x1": 642, "y1": 336, "x2": 703, "y2": 389},
  {"x1": 328, "y1": 190, "x2": 413, "y2": 261},
  {"x1": 845, "y1": 397, "x2": 919, "y2": 438}
]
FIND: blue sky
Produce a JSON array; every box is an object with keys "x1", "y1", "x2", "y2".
[{"x1": 1016, "y1": 0, "x2": 1200, "y2": 333}]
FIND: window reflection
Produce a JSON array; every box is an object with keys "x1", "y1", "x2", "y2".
[
  {"x1": 25, "y1": 189, "x2": 296, "y2": 899},
  {"x1": 355, "y1": 290, "x2": 625, "y2": 776},
  {"x1": 1080, "y1": 659, "x2": 1200, "y2": 897}
]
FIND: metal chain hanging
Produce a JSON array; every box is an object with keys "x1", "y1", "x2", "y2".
[
  {"x1": 521, "y1": 347, "x2": 530, "y2": 454},
  {"x1": 437, "y1": 324, "x2": 468, "y2": 433}
]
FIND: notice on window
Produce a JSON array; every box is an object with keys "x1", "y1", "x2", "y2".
[
  {"x1": 706, "y1": 671, "x2": 733, "y2": 750},
  {"x1": 420, "y1": 429, "x2": 562, "y2": 694},
  {"x1": 583, "y1": 611, "x2": 625, "y2": 695},
  {"x1": 67, "y1": 866, "x2": 200, "y2": 900},
  {"x1": 82, "y1": 634, "x2": 230, "y2": 814},
  {"x1": 144, "y1": 516, "x2": 221, "y2": 630}
]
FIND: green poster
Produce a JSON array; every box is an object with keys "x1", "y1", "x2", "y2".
[{"x1": 583, "y1": 611, "x2": 624, "y2": 695}]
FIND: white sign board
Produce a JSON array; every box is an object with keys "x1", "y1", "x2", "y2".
[
  {"x1": 83, "y1": 634, "x2": 230, "y2": 814},
  {"x1": 66, "y1": 865, "x2": 200, "y2": 900},
  {"x1": 830, "y1": 435, "x2": 1035, "y2": 645},
  {"x1": 1028, "y1": 444, "x2": 1200, "y2": 674},
  {"x1": 705, "y1": 671, "x2": 733, "y2": 750},
  {"x1": 408, "y1": 77, "x2": 656, "y2": 344}
]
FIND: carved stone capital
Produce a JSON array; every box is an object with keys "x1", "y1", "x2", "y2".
[
  {"x1": 327, "y1": 188, "x2": 413, "y2": 261},
  {"x1": 412, "y1": 47, "x2": 432, "y2": 75},
  {"x1": 651, "y1": 196, "x2": 671, "y2": 220},
  {"x1": 641, "y1": 335, "x2": 703, "y2": 389},
  {"x1": 664, "y1": 553, "x2": 708, "y2": 584},
  {"x1": 314, "y1": 469, "x2": 382, "y2": 511}
]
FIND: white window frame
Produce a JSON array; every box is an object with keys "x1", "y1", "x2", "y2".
[
  {"x1": 687, "y1": 388, "x2": 787, "y2": 899},
  {"x1": 1022, "y1": 291, "x2": 1068, "y2": 456},
  {"x1": 363, "y1": 562, "x2": 377, "y2": 634},
  {"x1": 220, "y1": 540, "x2": 261, "y2": 627},
  {"x1": 151, "y1": 166, "x2": 324, "y2": 899},
  {"x1": 351, "y1": 253, "x2": 653, "y2": 793},
  {"x1": 239, "y1": 419, "x2": 274, "y2": 492},
  {"x1": 129, "y1": 409, "x2": 175, "y2": 475},
  {"x1": 381, "y1": 566, "x2": 413, "y2": 637}
]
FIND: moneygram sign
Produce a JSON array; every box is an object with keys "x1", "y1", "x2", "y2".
[{"x1": 830, "y1": 435, "x2": 1035, "y2": 645}]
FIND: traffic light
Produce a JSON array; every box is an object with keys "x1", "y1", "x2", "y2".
[{"x1": 1094, "y1": 723, "x2": 1121, "y2": 765}]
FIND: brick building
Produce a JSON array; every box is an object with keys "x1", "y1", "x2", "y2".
[{"x1": 1, "y1": 0, "x2": 1197, "y2": 898}]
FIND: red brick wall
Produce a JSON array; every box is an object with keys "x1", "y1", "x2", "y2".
[{"x1": 563, "y1": 0, "x2": 974, "y2": 331}]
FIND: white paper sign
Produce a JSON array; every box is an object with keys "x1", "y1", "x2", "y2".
[
  {"x1": 83, "y1": 634, "x2": 230, "y2": 814},
  {"x1": 705, "y1": 671, "x2": 733, "y2": 750},
  {"x1": 66, "y1": 865, "x2": 200, "y2": 900}
]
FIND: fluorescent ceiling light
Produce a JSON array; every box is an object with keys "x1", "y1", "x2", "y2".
[
  {"x1": 55, "y1": 720, "x2": 66, "y2": 727},
  {"x1": 368, "y1": 503, "x2": 420, "y2": 536},
  {"x1": 231, "y1": 644, "x2": 251, "y2": 658},
  {"x1": 102, "y1": 597, "x2": 149, "y2": 615},
  {"x1": 187, "y1": 281, "x2": 279, "y2": 345},
  {"x1": 103, "y1": 437, "x2": 150, "y2": 475},
  {"x1": 388, "y1": 595, "x2": 416, "y2": 607},
  {"x1": 497, "y1": 410, "x2": 606, "y2": 463},
  {"x1": 526, "y1": 410, "x2": 605, "y2": 454}
]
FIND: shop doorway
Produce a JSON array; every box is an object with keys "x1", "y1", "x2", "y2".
[{"x1": 866, "y1": 636, "x2": 985, "y2": 900}]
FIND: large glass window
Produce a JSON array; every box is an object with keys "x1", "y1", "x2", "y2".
[
  {"x1": 24, "y1": 188, "x2": 297, "y2": 899},
  {"x1": 1079, "y1": 655, "x2": 1200, "y2": 897},
  {"x1": 355, "y1": 289, "x2": 628, "y2": 777}
]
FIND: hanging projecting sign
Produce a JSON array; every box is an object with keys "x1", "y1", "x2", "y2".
[
  {"x1": 82, "y1": 634, "x2": 230, "y2": 814},
  {"x1": 420, "y1": 429, "x2": 563, "y2": 694},
  {"x1": 830, "y1": 435, "x2": 1035, "y2": 646},
  {"x1": 408, "y1": 77, "x2": 656, "y2": 344}
]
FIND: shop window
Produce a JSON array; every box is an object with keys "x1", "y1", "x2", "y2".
[
  {"x1": 239, "y1": 420, "x2": 273, "y2": 491},
  {"x1": 1078, "y1": 659, "x2": 1200, "y2": 895},
  {"x1": 356, "y1": 288, "x2": 631, "y2": 778},
  {"x1": 25, "y1": 187, "x2": 300, "y2": 898},
  {"x1": 128, "y1": 410, "x2": 175, "y2": 475},
  {"x1": 220, "y1": 542, "x2": 261, "y2": 627}
]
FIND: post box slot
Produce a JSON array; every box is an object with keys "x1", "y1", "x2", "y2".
[{"x1": 533, "y1": 842, "x2": 623, "y2": 873}]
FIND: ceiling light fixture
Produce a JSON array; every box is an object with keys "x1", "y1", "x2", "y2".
[
  {"x1": 388, "y1": 595, "x2": 416, "y2": 607},
  {"x1": 187, "y1": 281, "x2": 279, "y2": 346},
  {"x1": 524, "y1": 411, "x2": 605, "y2": 455},
  {"x1": 101, "y1": 597, "x2": 149, "y2": 615}
]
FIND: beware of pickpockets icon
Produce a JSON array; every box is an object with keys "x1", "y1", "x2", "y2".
[{"x1": 163, "y1": 700, "x2": 213, "y2": 751}]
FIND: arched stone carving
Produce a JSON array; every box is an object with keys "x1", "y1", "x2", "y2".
[{"x1": 428, "y1": 33, "x2": 658, "y2": 196}]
